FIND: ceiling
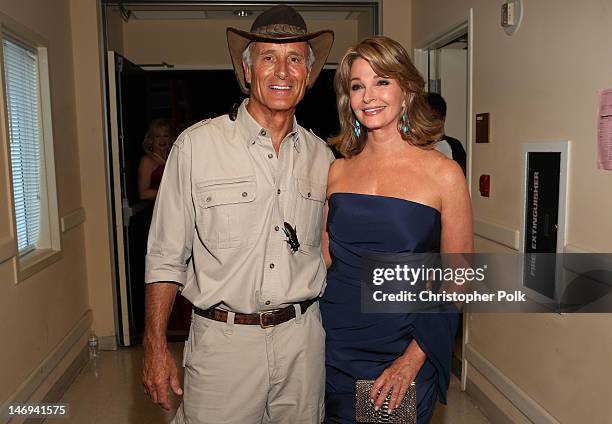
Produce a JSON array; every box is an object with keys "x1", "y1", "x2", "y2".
[{"x1": 116, "y1": 4, "x2": 371, "y2": 22}]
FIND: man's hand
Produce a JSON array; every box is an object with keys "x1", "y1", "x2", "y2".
[
  {"x1": 141, "y1": 282, "x2": 181, "y2": 410},
  {"x1": 142, "y1": 339, "x2": 182, "y2": 410},
  {"x1": 370, "y1": 340, "x2": 426, "y2": 414}
]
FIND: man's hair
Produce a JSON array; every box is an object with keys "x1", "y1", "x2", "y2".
[
  {"x1": 427, "y1": 92, "x2": 447, "y2": 119},
  {"x1": 241, "y1": 42, "x2": 316, "y2": 71}
]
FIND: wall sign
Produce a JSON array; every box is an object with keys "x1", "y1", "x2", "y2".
[{"x1": 520, "y1": 141, "x2": 570, "y2": 302}]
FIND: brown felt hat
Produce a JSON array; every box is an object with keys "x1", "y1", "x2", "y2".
[{"x1": 227, "y1": 5, "x2": 334, "y2": 94}]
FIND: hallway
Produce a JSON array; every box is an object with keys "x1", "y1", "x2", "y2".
[{"x1": 58, "y1": 344, "x2": 489, "y2": 423}]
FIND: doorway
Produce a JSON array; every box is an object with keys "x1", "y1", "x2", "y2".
[
  {"x1": 101, "y1": 1, "x2": 380, "y2": 346},
  {"x1": 414, "y1": 10, "x2": 474, "y2": 388}
]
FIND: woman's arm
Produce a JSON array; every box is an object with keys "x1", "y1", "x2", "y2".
[
  {"x1": 138, "y1": 156, "x2": 159, "y2": 201},
  {"x1": 371, "y1": 339, "x2": 426, "y2": 413},
  {"x1": 322, "y1": 159, "x2": 343, "y2": 268},
  {"x1": 322, "y1": 200, "x2": 332, "y2": 268},
  {"x1": 439, "y1": 160, "x2": 473, "y2": 254},
  {"x1": 372, "y1": 160, "x2": 473, "y2": 413}
]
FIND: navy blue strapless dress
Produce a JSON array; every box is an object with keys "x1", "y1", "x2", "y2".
[{"x1": 320, "y1": 193, "x2": 459, "y2": 424}]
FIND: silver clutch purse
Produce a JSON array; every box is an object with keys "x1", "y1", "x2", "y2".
[{"x1": 355, "y1": 380, "x2": 416, "y2": 423}]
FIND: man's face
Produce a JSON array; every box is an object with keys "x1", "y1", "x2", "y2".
[{"x1": 243, "y1": 41, "x2": 310, "y2": 114}]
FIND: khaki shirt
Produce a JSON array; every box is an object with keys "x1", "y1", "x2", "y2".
[{"x1": 145, "y1": 100, "x2": 335, "y2": 313}]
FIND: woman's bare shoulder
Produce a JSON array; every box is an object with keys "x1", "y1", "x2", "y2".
[
  {"x1": 139, "y1": 154, "x2": 157, "y2": 170},
  {"x1": 421, "y1": 148, "x2": 461, "y2": 181},
  {"x1": 329, "y1": 157, "x2": 349, "y2": 177}
]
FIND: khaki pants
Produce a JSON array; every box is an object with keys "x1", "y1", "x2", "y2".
[{"x1": 172, "y1": 303, "x2": 325, "y2": 424}]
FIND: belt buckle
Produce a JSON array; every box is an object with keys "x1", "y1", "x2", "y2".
[{"x1": 259, "y1": 310, "x2": 278, "y2": 329}]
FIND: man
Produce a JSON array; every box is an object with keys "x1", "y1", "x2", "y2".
[
  {"x1": 429, "y1": 92, "x2": 467, "y2": 175},
  {"x1": 141, "y1": 5, "x2": 334, "y2": 424}
]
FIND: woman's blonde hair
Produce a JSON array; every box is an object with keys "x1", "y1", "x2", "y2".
[
  {"x1": 142, "y1": 119, "x2": 174, "y2": 154},
  {"x1": 329, "y1": 36, "x2": 442, "y2": 157}
]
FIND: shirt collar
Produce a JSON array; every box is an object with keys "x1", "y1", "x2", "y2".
[{"x1": 236, "y1": 99, "x2": 301, "y2": 151}]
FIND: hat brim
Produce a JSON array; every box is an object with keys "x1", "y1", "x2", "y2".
[{"x1": 227, "y1": 27, "x2": 334, "y2": 94}]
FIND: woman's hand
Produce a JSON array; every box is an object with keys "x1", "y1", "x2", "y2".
[{"x1": 370, "y1": 340, "x2": 426, "y2": 414}]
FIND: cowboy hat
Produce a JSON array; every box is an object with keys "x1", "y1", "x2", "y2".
[{"x1": 227, "y1": 4, "x2": 334, "y2": 94}]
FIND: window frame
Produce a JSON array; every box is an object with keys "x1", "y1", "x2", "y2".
[{"x1": 0, "y1": 16, "x2": 61, "y2": 282}]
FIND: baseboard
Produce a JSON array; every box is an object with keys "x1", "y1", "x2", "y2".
[
  {"x1": 98, "y1": 335, "x2": 118, "y2": 351},
  {"x1": 465, "y1": 365, "x2": 530, "y2": 424},
  {"x1": 465, "y1": 344, "x2": 560, "y2": 423},
  {"x1": 24, "y1": 347, "x2": 88, "y2": 424},
  {"x1": 474, "y1": 219, "x2": 520, "y2": 250},
  {"x1": 42, "y1": 346, "x2": 88, "y2": 403},
  {"x1": 0, "y1": 310, "x2": 92, "y2": 424}
]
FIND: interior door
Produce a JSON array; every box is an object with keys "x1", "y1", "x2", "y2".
[{"x1": 107, "y1": 51, "x2": 148, "y2": 346}]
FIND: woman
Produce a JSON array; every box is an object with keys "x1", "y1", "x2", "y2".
[
  {"x1": 138, "y1": 118, "x2": 173, "y2": 201},
  {"x1": 320, "y1": 37, "x2": 473, "y2": 423}
]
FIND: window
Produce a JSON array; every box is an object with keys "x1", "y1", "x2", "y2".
[
  {"x1": 1, "y1": 27, "x2": 60, "y2": 278},
  {"x1": 3, "y1": 37, "x2": 41, "y2": 254}
]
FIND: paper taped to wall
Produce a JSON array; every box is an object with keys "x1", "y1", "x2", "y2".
[{"x1": 597, "y1": 88, "x2": 612, "y2": 170}]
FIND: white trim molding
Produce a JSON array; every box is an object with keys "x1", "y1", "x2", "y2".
[
  {"x1": 0, "y1": 310, "x2": 93, "y2": 424},
  {"x1": 474, "y1": 219, "x2": 520, "y2": 250},
  {"x1": 61, "y1": 207, "x2": 86, "y2": 233},
  {"x1": 0, "y1": 236, "x2": 16, "y2": 263},
  {"x1": 465, "y1": 345, "x2": 561, "y2": 424},
  {"x1": 564, "y1": 244, "x2": 593, "y2": 254}
]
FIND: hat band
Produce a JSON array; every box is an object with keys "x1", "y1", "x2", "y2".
[{"x1": 252, "y1": 23, "x2": 307, "y2": 36}]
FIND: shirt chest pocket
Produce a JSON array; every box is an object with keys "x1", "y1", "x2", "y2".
[
  {"x1": 294, "y1": 178, "x2": 326, "y2": 247},
  {"x1": 195, "y1": 177, "x2": 257, "y2": 249}
]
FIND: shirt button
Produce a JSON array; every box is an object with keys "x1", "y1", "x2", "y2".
[
  {"x1": 265, "y1": 300, "x2": 271, "y2": 306},
  {"x1": 274, "y1": 226, "x2": 280, "y2": 231},
  {"x1": 205, "y1": 196, "x2": 212, "y2": 202},
  {"x1": 242, "y1": 192, "x2": 248, "y2": 197},
  {"x1": 307, "y1": 192, "x2": 311, "y2": 198},
  {"x1": 260, "y1": 129, "x2": 267, "y2": 136},
  {"x1": 269, "y1": 263, "x2": 275, "y2": 269},
  {"x1": 267, "y1": 153, "x2": 273, "y2": 159}
]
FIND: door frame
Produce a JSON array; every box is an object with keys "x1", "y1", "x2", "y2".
[
  {"x1": 106, "y1": 51, "x2": 132, "y2": 346},
  {"x1": 99, "y1": 0, "x2": 382, "y2": 347},
  {"x1": 414, "y1": 9, "x2": 474, "y2": 391}
]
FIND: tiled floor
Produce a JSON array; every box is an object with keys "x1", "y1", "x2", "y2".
[{"x1": 58, "y1": 344, "x2": 489, "y2": 423}]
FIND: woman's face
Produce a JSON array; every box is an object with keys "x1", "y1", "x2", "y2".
[
  {"x1": 152, "y1": 127, "x2": 170, "y2": 152},
  {"x1": 349, "y1": 57, "x2": 405, "y2": 133}
]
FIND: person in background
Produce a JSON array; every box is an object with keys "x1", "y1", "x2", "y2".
[
  {"x1": 138, "y1": 118, "x2": 173, "y2": 201},
  {"x1": 428, "y1": 92, "x2": 467, "y2": 176}
]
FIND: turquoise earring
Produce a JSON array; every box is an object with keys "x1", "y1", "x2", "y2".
[
  {"x1": 399, "y1": 110, "x2": 411, "y2": 135},
  {"x1": 353, "y1": 119, "x2": 362, "y2": 138}
]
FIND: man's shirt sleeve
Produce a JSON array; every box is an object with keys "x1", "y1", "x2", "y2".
[{"x1": 145, "y1": 132, "x2": 195, "y2": 286}]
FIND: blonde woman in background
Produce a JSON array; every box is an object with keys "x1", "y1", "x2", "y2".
[
  {"x1": 320, "y1": 36, "x2": 473, "y2": 423},
  {"x1": 138, "y1": 118, "x2": 173, "y2": 201}
]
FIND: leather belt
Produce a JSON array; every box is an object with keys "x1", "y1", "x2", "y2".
[{"x1": 193, "y1": 298, "x2": 317, "y2": 329}]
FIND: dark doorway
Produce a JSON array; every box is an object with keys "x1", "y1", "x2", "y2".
[
  {"x1": 111, "y1": 64, "x2": 339, "y2": 345},
  {"x1": 145, "y1": 68, "x2": 339, "y2": 142}
]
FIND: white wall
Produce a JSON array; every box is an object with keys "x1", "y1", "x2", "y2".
[
  {"x1": 440, "y1": 48, "x2": 467, "y2": 146},
  {"x1": 0, "y1": 0, "x2": 91, "y2": 408},
  {"x1": 413, "y1": 1, "x2": 612, "y2": 422},
  {"x1": 121, "y1": 18, "x2": 358, "y2": 67}
]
